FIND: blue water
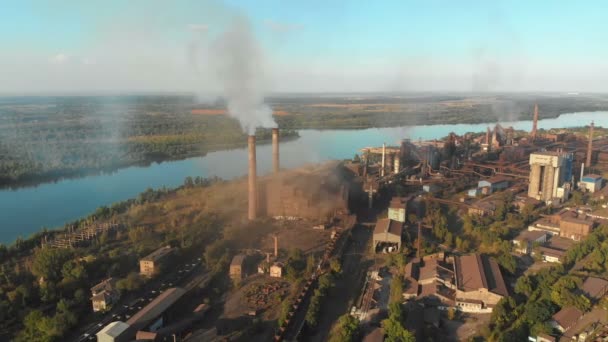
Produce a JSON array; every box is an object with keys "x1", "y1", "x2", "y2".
[{"x1": 1, "y1": 111, "x2": 606, "y2": 244}]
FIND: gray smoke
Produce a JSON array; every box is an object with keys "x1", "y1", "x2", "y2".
[{"x1": 191, "y1": 17, "x2": 276, "y2": 135}]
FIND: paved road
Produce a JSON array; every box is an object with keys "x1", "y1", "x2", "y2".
[{"x1": 72, "y1": 257, "x2": 204, "y2": 342}]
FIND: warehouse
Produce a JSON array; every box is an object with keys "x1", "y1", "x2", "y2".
[{"x1": 372, "y1": 218, "x2": 402, "y2": 253}]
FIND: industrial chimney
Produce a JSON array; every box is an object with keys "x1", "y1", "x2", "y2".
[
  {"x1": 586, "y1": 121, "x2": 594, "y2": 167},
  {"x1": 272, "y1": 128, "x2": 279, "y2": 173},
  {"x1": 273, "y1": 234, "x2": 278, "y2": 257},
  {"x1": 248, "y1": 135, "x2": 257, "y2": 221},
  {"x1": 381, "y1": 143, "x2": 386, "y2": 177},
  {"x1": 531, "y1": 104, "x2": 538, "y2": 140}
]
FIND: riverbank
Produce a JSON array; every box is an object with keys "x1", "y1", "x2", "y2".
[{"x1": 1, "y1": 111, "x2": 607, "y2": 245}]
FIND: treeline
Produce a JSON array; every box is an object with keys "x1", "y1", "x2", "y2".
[{"x1": 0, "y1": 95, "x2": 297, "y2": 188}]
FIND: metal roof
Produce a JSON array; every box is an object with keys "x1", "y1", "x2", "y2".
[
  {"x1": 126, "y1": 287, "x2": 186, "y2": 328},
  {"x1": 97, "y1": 321, "x2": 130, "y2": 338}
]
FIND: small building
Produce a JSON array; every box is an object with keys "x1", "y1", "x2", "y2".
[
  {"x1": 478, "y1": 176, "x2": 510, "y2": 194},
  {"x1": 581, "y1": 277, "x2": 608, "y2": 302},
  {"x1": 270, "y1": 262, "x2": 283, "y2": 278},
  {"x1": 229, "y1": 254, "x2": 247, "y2": 281},
  {"x1": 559, "y1": 216, "x2": 594, "y2": 241},
  {"x1": 468, "y1": 199, "x2": 500, "y2": 217},
  {"x1": 97, "y1": 321, "x2": 131, "y2": 342},
  {"x1": 579, "y1": 174, "x2": 603, "y2": 193},
  {"x1": 513, "y1": 196, "x2": 541, "y2": 213},
  {"x1": 467, "y1": 188, "x2": 481, "y2": 197},
  {"x1": 512, "y1": 230, "x2": 547, "y2": 254},
  {"x1": 372, "y1": 218, "x2": 403, "y2": 253},
  {"x1": 537, "y1": 247, "x2": 566, "y2": 263},
  {"x1": 551, "y1": 306, "x2": 583, "y2": 332},
  {"x1": 140, "y1": 246, "x2": 175, "y2": 277},
  {"x1": 91, "y1": 278, "x2": 120, "y2": 312},
  {"x1": 388, "y1": 197, "x2": 408, "y2": 223}
]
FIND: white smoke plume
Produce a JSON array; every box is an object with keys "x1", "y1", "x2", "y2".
[{"x1": 191, "y1": 16, "x2": 276, "y2": 135}]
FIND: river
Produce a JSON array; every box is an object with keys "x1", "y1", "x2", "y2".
[{"x1": 1, "y1": 111, "x2": 606, "y2": 244}]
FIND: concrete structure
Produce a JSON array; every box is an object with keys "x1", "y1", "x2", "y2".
[
  {"x1": 478, "y1": 176, "x2": 510, "y2": 194},
  {"x1": 512, "y1": 230, "x2": 547, "y2": 254},
  {"x1": 229, "y1": 254, "x2": 247, "y2": 281},
  {"x1": 140, "y1": 246, "x2": 174, "y2": 277},
  {"x1": 372, "y1": 218, "x2": 402, "y2": 252},
  {"x1": 587, "y1": 121, "x2": 594, "y2": 167},
  {"x1": 272, "y1": 128, "x2": 279, "y2": 174},
  {"x1": 388, "y1": 197, "x2": 408, "y2": 223},
  {"x1": 270, "y1": 262, "x2": 283, "y2": 278},
  {"x1": 528, "y1": 151, "x2": 573, "y2": 203},
  {"x1": 551, "y1": 306, "x2": 583, "y2": 332},
  {"x1": 248, "y1": 135, "x2": 257, "y2": 220},
  {"x1": 97, "y1": 321, "x2": 131, "y2": 342},
  {"x1": 91, "y1": 278, "x2": 120, "y2": 312},
  {"x1": 127, "y1": 287, "x2": 187, "y2": 332},
  {"x1": 579, "y1": 174, "x2": 603, "y2": 193},
  {"x1": 454, "y1": 254, "x2": 508, "y2": 313}
]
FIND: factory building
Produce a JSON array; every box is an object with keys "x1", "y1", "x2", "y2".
[
  {"x1": 260, "y1": 161, "x2": 350, "y2": 221},
  {"x1": 579, "y1": 174, "x2": 603, "y2": 193},
  {"x1": 454, "y1": 254, "x2": 508, "y2": 312},
  {"x1": 139, "y1": 246, "x2": 175, "y2": 277},
  {"x1": 372, "y1": 218, "x2": 403, "y2": 253},
  {"x1": 527, "y1": 151, "x2": 573, "y2": 203},
  {"x1": 127, "y1": 287, "x2": 187, "y2": 333},
  {"x1": 477, "y1": 176, "x2": 510, "y2": 195}
]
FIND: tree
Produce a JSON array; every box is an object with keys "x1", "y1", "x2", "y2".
[
  {"x1": 390, "y1": 276, "x2": 403, "y2": 304},
  {"x1": 31, "y1": 247, "x2": 73, "y2": 282},
  {"x1": 515, "y1": 275, "x2": 534, "y2": 297},
  {"x1": 382, "y1": 317, "x2": 415, "y2": 342},
  {"x1": 328, "y1": 314, "x2": 360, "y2": 342}
]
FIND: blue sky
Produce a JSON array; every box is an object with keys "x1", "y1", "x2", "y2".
[{"x1": 1, "y1": 0, "x2": 607, "y2": 93}]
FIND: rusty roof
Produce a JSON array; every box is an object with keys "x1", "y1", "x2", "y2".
[
  {"x1": 552, "y1": 306, "x2": 583, "y2": 330},
  {"x1": 373, "y1": 218, "x2": 403, "y2": 237},
  {"x1": 581, "y1": 277, "x2": 608, "y2": 300},
  {"x1": 456, "y1": 254, "x2": 507, "y2": 297}
]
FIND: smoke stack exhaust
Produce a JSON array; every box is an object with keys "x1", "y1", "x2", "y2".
[
  {"x1": 531, "y1": 104, "x2": 538, "y2": 140},
  {"x1": 586, "y1": 121, "x2": 594, "y2": 167},
  {"x1": 248, "y1": 135, "x2": 257, "y2": 220},
  {"x1": 272, "y1": 128, "x2": 279, "y2": 173}
]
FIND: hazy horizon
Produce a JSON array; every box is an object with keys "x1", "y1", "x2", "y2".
[{"x1": 2, "y1": 1, "x2": 608, "y2": 94}]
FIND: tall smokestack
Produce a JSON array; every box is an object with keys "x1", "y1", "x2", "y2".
[
  {"x1": 381, "y1": 143, "x2": 386, "y2": 177},
  {"x1": 531, "y1": 104, "x2": 538, "y2": 140},
  {"x1": 273, "y1": 234, "x2": 278, "y2": 257},
  {"x1": 272, "y1": 128, "x2": 279, "y2": 173},
  {"x1": 248, "y1": 135, "x2": 257, "y2": 221},
  {"x1": 586, "y1": 121, "x2": 594, "y2": 167}
]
